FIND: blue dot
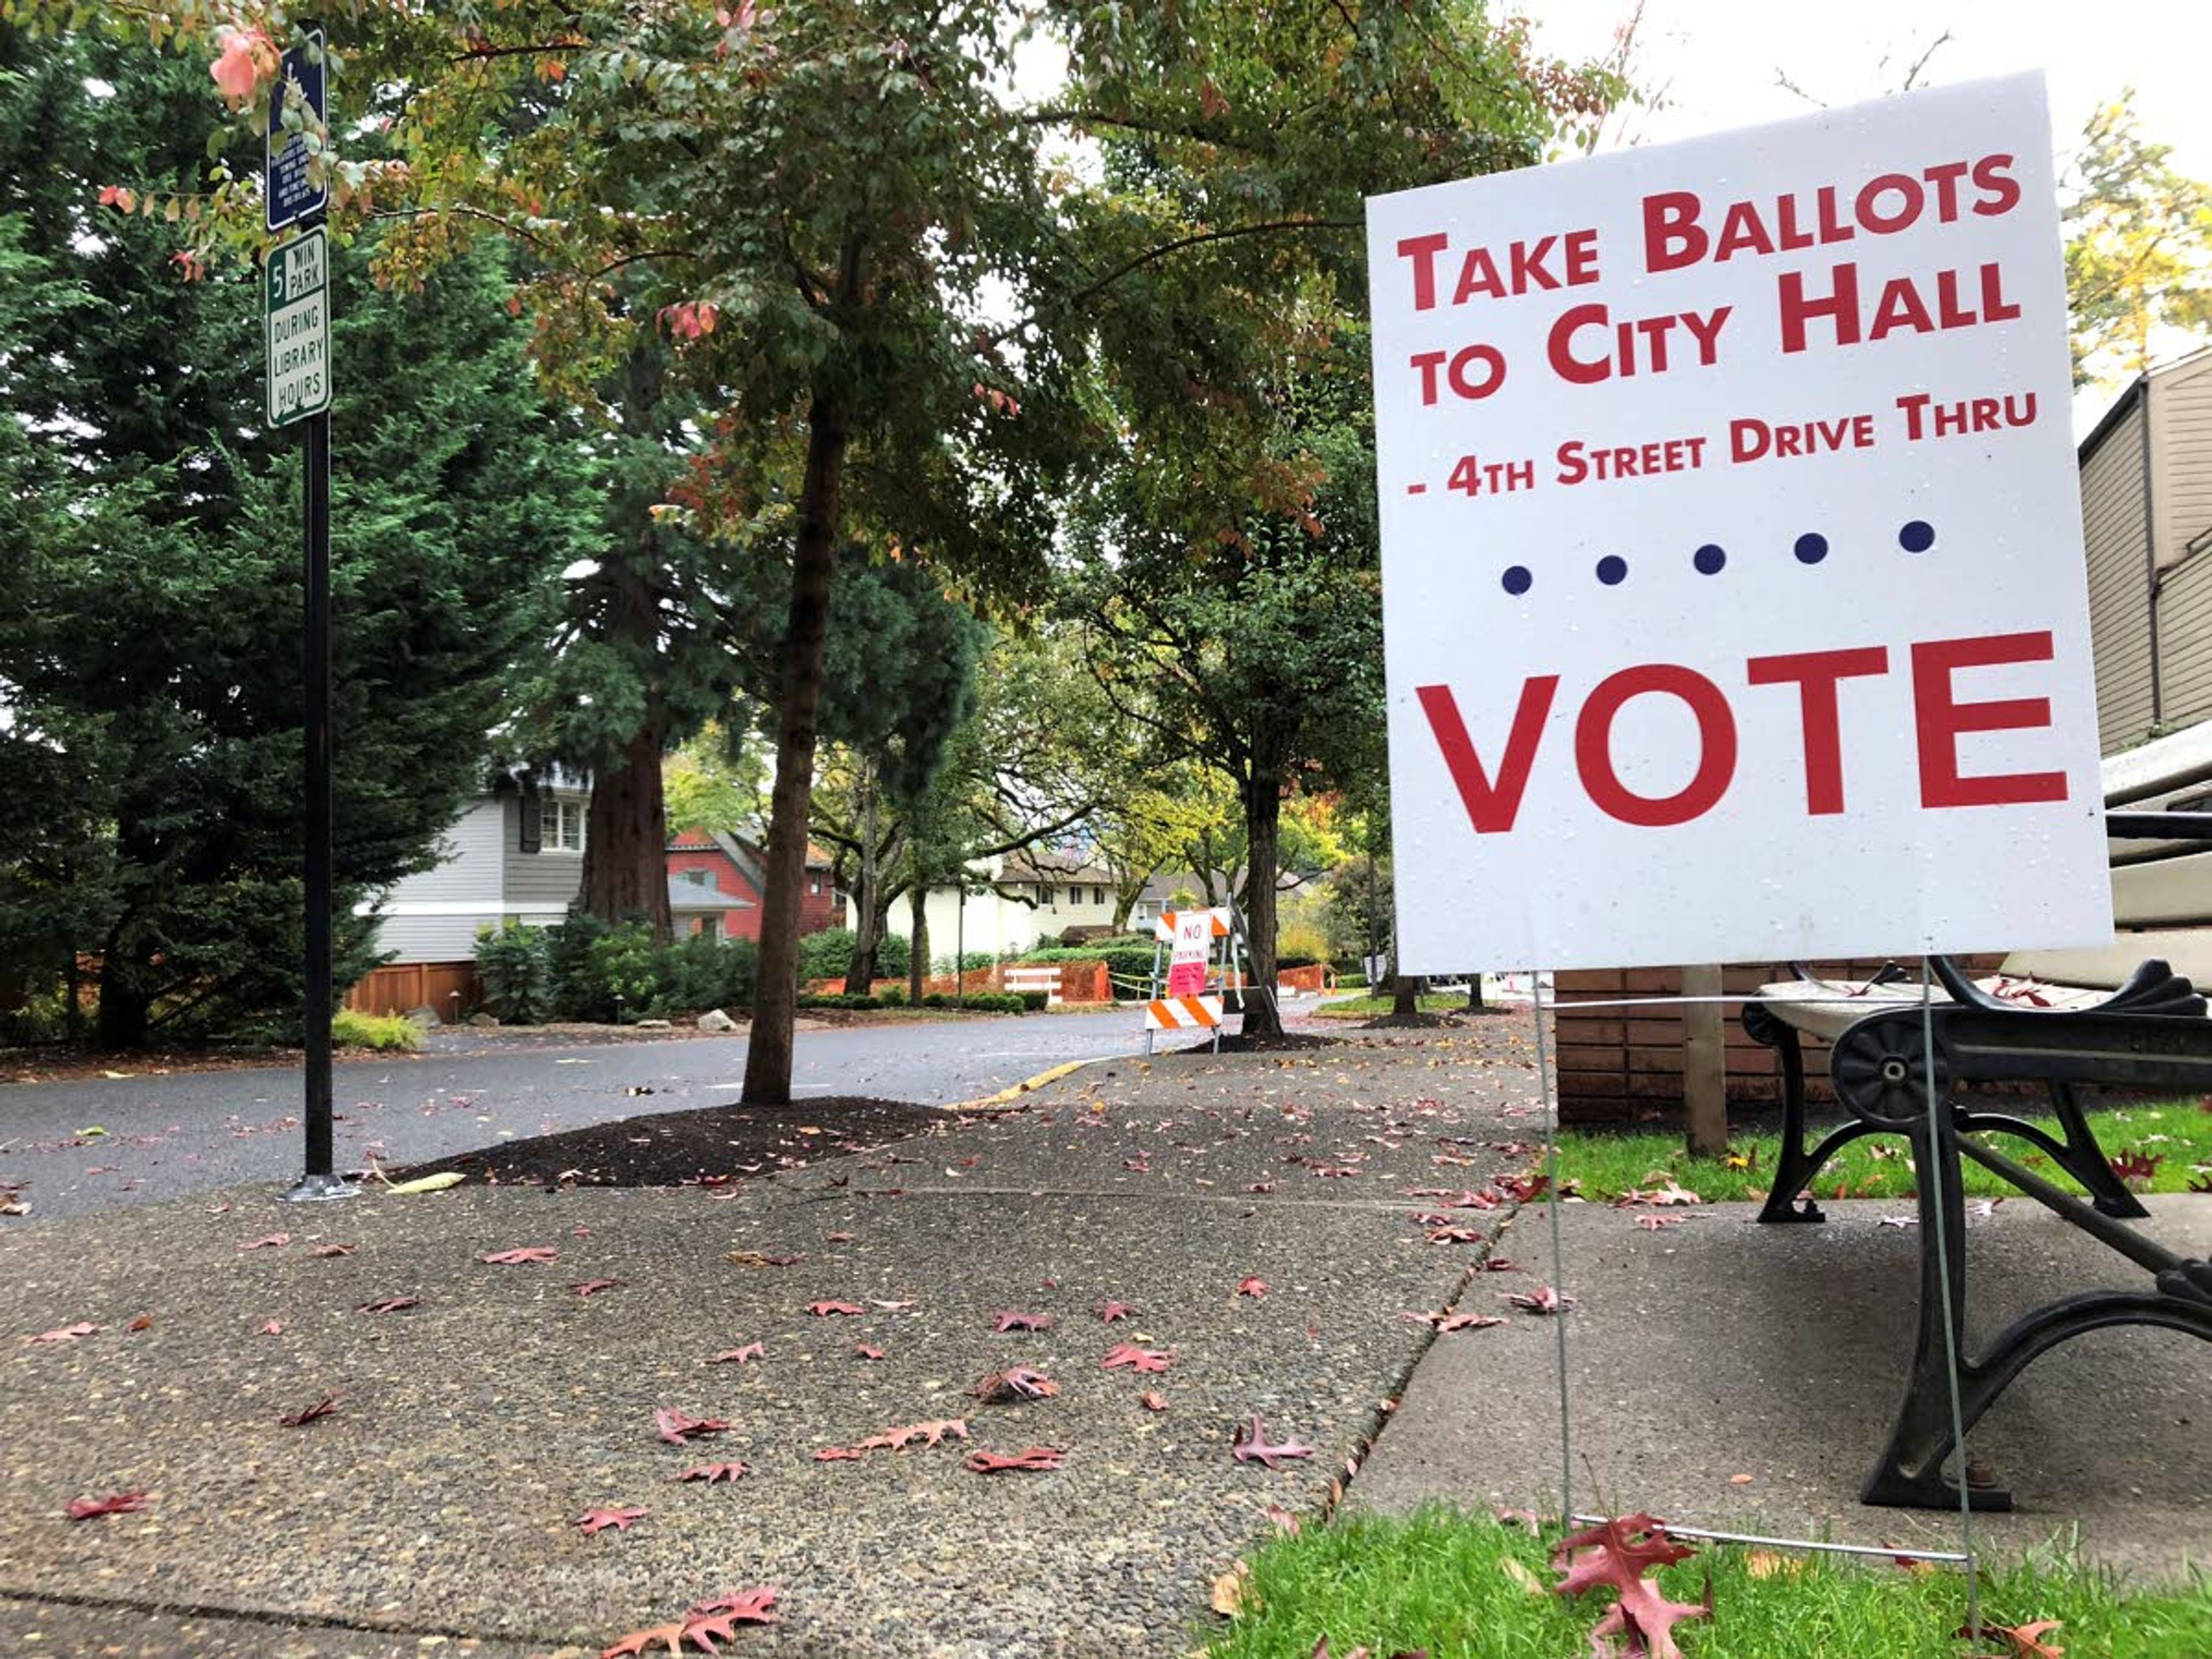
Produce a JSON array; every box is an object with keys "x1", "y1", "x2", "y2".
[
  {"x1": 1502, "y1": 566, "x2": 1533, "y2": 596},
  {"x1": 1900, "y1": 520, "x2": 1936, "y2": 554},
  {"x1": 1693, "y1": 543, "x2": 1726, "y2": 575},
  {"x1": 1794, "y1": 532, "x2": 1828, "y2": 565},
  {"x1": 1596, "y1": 555, "x2": 1628, "y2": 586}
]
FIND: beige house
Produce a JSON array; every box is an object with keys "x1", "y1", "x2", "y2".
[{"x1": 2080, "y1": 344, "x2": 2212, "y2": 752}]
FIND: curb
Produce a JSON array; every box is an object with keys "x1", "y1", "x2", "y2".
[{"x1": 948, "y1": 1056, "x2": 1102, "y2": 1113}]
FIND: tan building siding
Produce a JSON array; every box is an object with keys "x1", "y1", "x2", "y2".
[
  {"x1": 2079, "y1": 392, "x2": 2154, "y2": 749},
  {"x1": 2156, "y1": 554, "x2": 2212, "y2": 733},
  {"x1": 2150, "y1": 352, "x2": 2212, "y2": 574}
]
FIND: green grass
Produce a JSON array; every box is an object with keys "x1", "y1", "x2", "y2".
[
  {"x1": 1312, "y1": 993, "x2": 1471, "y2": 1020},
  {"x1": 1203, "y1": 1509, "x2": 2212, "y2": 1658},
  {"x1": 1552, "y1": 1101, "x2": 2212, "y2": 1204},
  {"x1": 331, "y1": 1009, "x2": 422, "y2": 1052}
]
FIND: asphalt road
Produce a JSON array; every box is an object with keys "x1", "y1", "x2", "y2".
[{"x1": 0, "y1": 1006, "x2": 1171, "y2": 1221}]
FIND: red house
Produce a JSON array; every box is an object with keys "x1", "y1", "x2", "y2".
[{"x1": 666, "y1": 829, "x2": 839, "y2": 941}]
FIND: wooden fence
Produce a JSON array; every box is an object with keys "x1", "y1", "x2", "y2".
[{"x1": 345, "y1": 961, "x2": 481, "y2": 1020}]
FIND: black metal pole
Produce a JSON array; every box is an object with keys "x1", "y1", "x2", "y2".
[{"x1": 297, "y1": 404, "x2": 340, "y2": 1190}]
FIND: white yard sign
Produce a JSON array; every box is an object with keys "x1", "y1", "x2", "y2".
[{"x1": 1366, "y1": 74, "x2": 2111, "y2": 973}]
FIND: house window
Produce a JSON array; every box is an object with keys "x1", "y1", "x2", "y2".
[
  {"x1": 809, "y1": 876, "x2": 821, "y2": 896},
  {"x1": 696, "y1": 916, "x2": 719, "y2": 941},
  {"x1": 548, "y1": 800, "x2": 585, "y2": 853},
  {"x1": 683, "y1": 869, "x2": 710, "y2": 887},
  {"x1": 1092, "y1": 886, "x2": 1104, "y2": 906}
]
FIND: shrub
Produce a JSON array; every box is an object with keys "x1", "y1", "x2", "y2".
[
  {"x1": 546, "y1": 910, "x2": 612, "y2": 1020},
  {"x1": 964, "y1": 991, "x2": 1025, "y2": 1014},
  {"x1": 932, "y1": 950, "x2": 997, "y2": 974},
  {"x1": 797, "y1": 992, "x2": 883, "y2": 1011},
  {"x1": 1016, "y1": 989, "x2": 1048, "y2": 1012},
  {"x1": 922, "y1": 991, "x2": 952, "y2": 1009},
  {"x1": 332, "y1": 1009, "x2": 422, "y2": 1051},
  {"x1": 666, "y1": 931, "x2": 758, "y2": 1012},
  {"x1": 797, "y1": 926, "x2": 909, "y2": 985},
  {"x1": 582, "y1": 923, "x2": 669, "y2": 1022},
  {"x1": 877, "y1": 983, "x2": 908, "y2": 1006},
  {"x1": 476, "y1": 923, "x2": 554, "y2": 1024}
]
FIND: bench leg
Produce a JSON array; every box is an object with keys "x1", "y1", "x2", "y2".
[
  {"x1": 1952, "y1": 1082, "x2": 2150, "y2": 1220},
  {"x1": 1863, "y1": 1108, "x2": 2212, "y2": 1510},
  {"x1": 1861, "y1": 1107, "x2": 2014, "y2": 1509},
  {"x1": 1744, "y1": 1005, "x2": 1883, "y2": 1223}
]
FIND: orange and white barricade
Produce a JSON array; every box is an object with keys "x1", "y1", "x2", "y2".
[{"x1": 1143, "y1": 993, "x2": 1224, "y2": 1032}]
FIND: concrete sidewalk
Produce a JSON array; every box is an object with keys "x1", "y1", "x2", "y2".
[
  {"x1": 1354, "y1": 1194, "x2": 2212, "y2": 1583},
  {"x1": 0, "y1": 1029, "x2": 1540, "y2": 1658}
]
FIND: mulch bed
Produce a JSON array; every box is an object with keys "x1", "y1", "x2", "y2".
[{"x1": 388, "y1": 1096, "x2": 957, "y2": 1190}]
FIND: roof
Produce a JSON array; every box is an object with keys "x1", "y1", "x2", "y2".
[
  {"x1": 1001, "y1": 850, "x2": 1115, "y2": 885},
  {"x1": 2078, "y1": 343, "x2": 2212, "y2": 465},
  {"x1": 669, "y1": 876, "x2": 751, "y2": 913},
  {"x1": 668, "y1": 827, "x2": 832, "y2": 870}
]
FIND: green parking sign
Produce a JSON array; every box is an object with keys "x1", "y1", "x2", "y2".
[{"x1": 265, "y1": 228, "x2": 331, "y2": 427}]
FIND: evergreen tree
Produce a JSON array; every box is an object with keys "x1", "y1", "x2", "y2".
[{"x1": 0, "y1": 30, "x2": 596, "y2": 1043}]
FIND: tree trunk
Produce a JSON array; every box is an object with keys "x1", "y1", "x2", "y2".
[
  {"x1": 96, "y1": 922, "x2": 153, "y2": 1048},
  {"x1": 844, "y1": 763, "x2": 880, "y2": 993},
  {"x1": 743, "y1": 383, "x2": 851, "y2": 1105},
  {"x1": 580, "y1": 718, "x2": 671, "y2": 938},
  {"x1": 908, "y1": 877, "x2": 927, "y2": 1002},
  {"x1": 1238, "y1": 742, "x2": 1286, "y2": 1039},
  {"x1": 1465, "y1": 974, "x2": 1484, "y2": 1012},
  {"x1": 1392, "y1": 973, "x2": 1422, "y2": 1018}
]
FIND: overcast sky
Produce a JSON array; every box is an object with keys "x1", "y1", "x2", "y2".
[{"x1": 1535, "y1": 0, "x2": 2212, "y2": 175}]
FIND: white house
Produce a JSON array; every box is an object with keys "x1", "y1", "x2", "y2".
[{"x1": 846, "y1": 850, "x2": 1128, "y2": 961}]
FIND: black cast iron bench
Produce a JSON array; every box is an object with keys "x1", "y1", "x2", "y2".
[{"x1": 1741, "y1": 809, "x2": 2212, "y2": 1512}]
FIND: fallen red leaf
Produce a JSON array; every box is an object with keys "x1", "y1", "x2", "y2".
[
  {"x1": 1097, "y1": 1300, "x2": 1137, "y2": 1322},
  {"x1": 238, "y1": 1233, "x2": 290, "y2": 1252},
  {"x1": 579, "y1": 1505, "x2": 649, "y2": 1536},
  {"x1": 1232, "y1": 1414, "x2": 1315, "y2": 1469},
  {"x1": 1140, "y1": 1391, "x2": 1169, "y2": 1411},
  {"x1": 25, "y1": 1323, "x2": 99, "y2": 1345},
  {"x1": 813, "y1": 1446, "x2": 865, "y2": 1462},
  {"x1": 706, "y1": 1343, "x2": 766, "y2": 1365},
  {"x1": 1636, "y1": 1215, "x2": 1684, "y2": 1231},
  {"x1": 480, "y1": 1247, "x2": 557, "y2": 1264},
  {"x1": 127, "y1": 1315, "x2": 153, "y2": 1332},
  {"x1": 1102, "y1": 1343, "x2": 1173, "y2": 1374},
  {"x1": 992, "y1": 1309, "x2": 1052, "y2": 1332},
  {"x1": 1404, "y1": 1310, "x2": 1506, "y2": 1332},
  {"x1": 2109, "y1": 1150, "x2": 2162, "y2": 1187},
  {"x1": 654, "y1": 1408, "x2": 734, "y2": 1446},
  {"x1": 310, "y1": 1243, "x2": 356, "y2": 1258},
  {"x1": 973, "y1": 1366, "x2": 1059, "y2": 1402},
  {"x1": 1426, "y1": 1226, "x2": 1488, "y2": 1244},
  {"x1": 824, "y1": 1231, "x2": 855, "y2": 1243},
  {"x1": 808, "y1": 1300, "x2": 863, "y2": 1316},
  {"x1": 66, "y1": 1491, "x2": 149, "y2": 1521},
  {"x1": 1503, "y1": 1286, "x2": 1575, "y2": 1315},
  {"x1": 258, "y1": 1319, "x2": 284, "y2": 1336},
  {"x1": 1957, "y1": 1620, "x2": 2065, "y2": 1658},
  {"x1": 570, "y1": 1279, "x2": 621, "y2": 1297},
  {"x1": 854, "y1": 1419, "x2": 968, "y2": 1453},
  {"x1": 357, "y1": 1296, "x2": 419, "y2": 1315},
  {"x1": 1236, "y1": 1276, "x2": 1269, "y2": 1298},
  {"x1": 854, "y1": 1344, "x2": 886, "y2": 1361},
  {"x1": 278, "y1": 1392, "x2": 341, "y2": 1428},
  {"x1": 1553, "y1": 1513, "x2": 1705, "y2": 1659},
  {"x1": 675, "y1": 1462, "x2": 750, "y2": 1484},
  {"x1": 964, "y1": 1445, "x2": 1063, "y2": 1474}
]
